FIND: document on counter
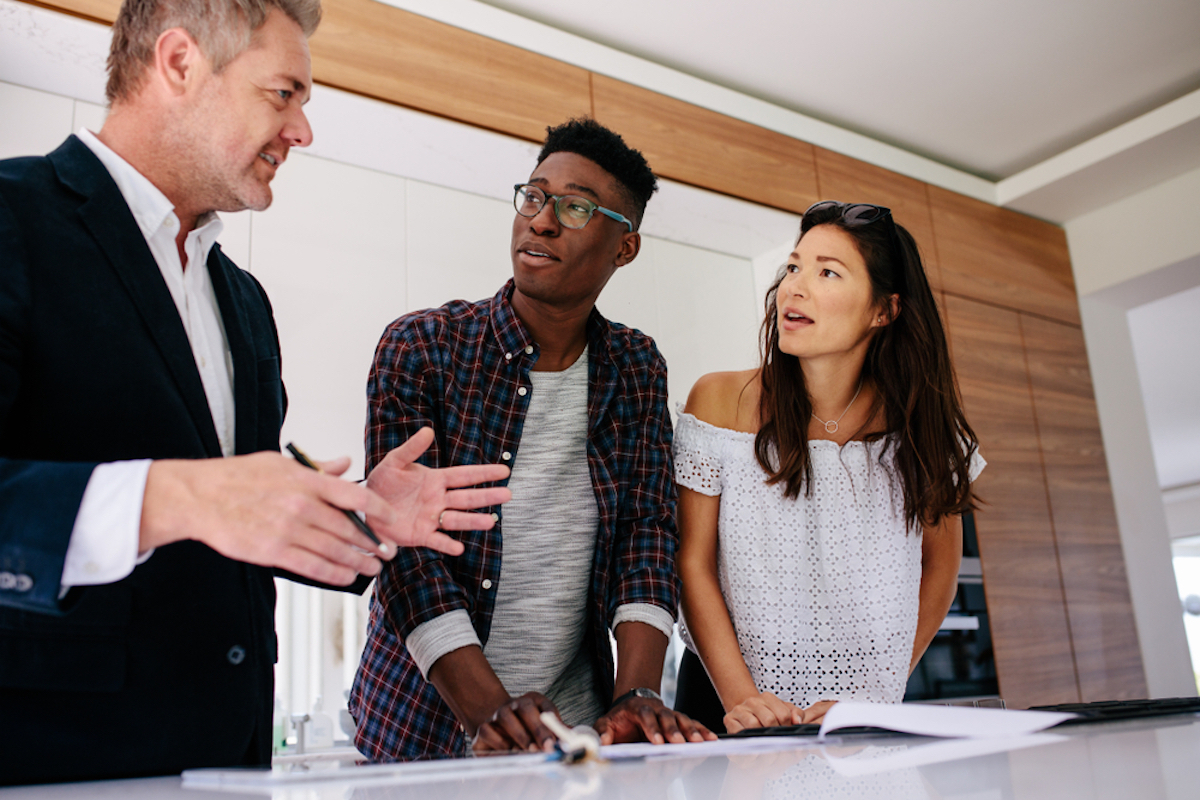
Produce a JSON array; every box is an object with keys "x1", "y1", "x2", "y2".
[
  {"x1": 818, "y1": 701, "x2": 1077, "y2": 739},
  {"x1": 823, "y1": 733, "x2": 1069, "y2": 777}
]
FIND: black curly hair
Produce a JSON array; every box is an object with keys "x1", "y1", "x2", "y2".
[{"x1": 537, "y1": 117, "x2": 658, "y2": 230}]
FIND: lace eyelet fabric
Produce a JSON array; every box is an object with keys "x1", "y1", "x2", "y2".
[{"x1": 674, "y1": 409, "x2": 983, "y2": 707}]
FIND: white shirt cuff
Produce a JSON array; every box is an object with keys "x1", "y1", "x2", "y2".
[
  {"x1": 61, "y1": 460, "x2": 153, "y2": 588},
  {"x1": 613, "y1": 602, "x2": 676, "y2": 640},
  {"x1": 405, "y1": 609, "x2": 482, "y2": 679}
]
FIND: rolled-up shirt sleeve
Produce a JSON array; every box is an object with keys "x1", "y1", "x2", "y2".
[{"x1": 404, "y1": 609, "x2": 483, "y2": 679}]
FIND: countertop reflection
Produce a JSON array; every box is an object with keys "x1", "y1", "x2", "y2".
[{"x1": 3, "y1": 715, "x2": 1197, "y2": 800}]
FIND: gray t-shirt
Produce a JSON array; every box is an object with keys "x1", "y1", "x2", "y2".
[{"x1": 482, "y1": 350, "x2": 601, "y2": 726}]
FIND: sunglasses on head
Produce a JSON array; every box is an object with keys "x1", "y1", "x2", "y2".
[{"x1": 802, "y1": 201, "x2": 893, "y2": 229}]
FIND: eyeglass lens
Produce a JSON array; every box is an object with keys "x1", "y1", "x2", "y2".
[{"x1": 514, "y1": 185, "x2": 595, "y2": 229}]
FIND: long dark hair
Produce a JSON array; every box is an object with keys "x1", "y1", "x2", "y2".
[{"x1": 754, "y1": 203, "x2": 979, "y2": 529}]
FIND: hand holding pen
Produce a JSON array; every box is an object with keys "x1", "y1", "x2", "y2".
[
  {"x1": 139, "y1": 430, "x2": 509, "y2": 587},
  {"x1": 287, "y1": 442, "x2": 391, "y2": 554}
]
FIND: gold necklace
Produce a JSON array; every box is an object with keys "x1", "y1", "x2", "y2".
[{"x1": 811, "y1": 378, "x2": 864, "y2": 434}]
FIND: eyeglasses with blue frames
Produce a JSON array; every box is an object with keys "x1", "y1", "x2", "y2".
[{"x1": 513, "y1": 184, "x2": 634, "y2": 232}]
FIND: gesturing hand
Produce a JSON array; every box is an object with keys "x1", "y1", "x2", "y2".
[
  {"x1": 142, "y1": 451, "x2": 406, "y2": 586},
  {"x1": 365, "y1": 427, "x2": 512, "y2": 556},
  {"x1": 594, "y1": 696, "x2": 715, "y2": 745},
  {"x1": 472, "y1": 692, "x2": 560, "y2": 754}
]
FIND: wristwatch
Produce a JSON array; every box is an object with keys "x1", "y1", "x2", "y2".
[{"x1": 610, "y1": 687, "x2": 662, "y2": 710}]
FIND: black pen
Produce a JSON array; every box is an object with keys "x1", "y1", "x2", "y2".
[{"x1": 286, "y1": 442, "x2": 391, "y2": 555}]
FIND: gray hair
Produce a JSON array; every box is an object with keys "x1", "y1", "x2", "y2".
[{"x1": 106, "y1": 0, "x2": 321, "y2": 103}]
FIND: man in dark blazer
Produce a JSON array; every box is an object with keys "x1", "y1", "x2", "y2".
[{"x1": 0, "y1": 0, "x2": 508, "y2": 785}]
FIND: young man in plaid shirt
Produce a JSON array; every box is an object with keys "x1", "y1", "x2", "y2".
[{"x1": 351, "y1": 118, "x2": 714, "y2": 759}]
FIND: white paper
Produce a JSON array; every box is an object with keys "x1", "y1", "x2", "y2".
[
  {"x1": 601, "y1": 735, "x2": 819, "y2": 761},
  {"x1": 824, "y1": 732, "x2": 1068, "y2": 776},
  {"x1": 818, "y1": 701, "x2": 1076, "y2": 740}
]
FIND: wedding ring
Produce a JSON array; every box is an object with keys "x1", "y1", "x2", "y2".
[{"x1": 438, "y1": 510, "x2": 447, "y2": 528}]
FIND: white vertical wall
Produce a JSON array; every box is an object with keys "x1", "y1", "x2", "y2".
[{"x1": 1065, "y1": 167, "x2": 1200, "y2": 697}]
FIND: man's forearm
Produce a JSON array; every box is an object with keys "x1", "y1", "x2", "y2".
[
  {"x1": 427, "y1": 645, "x2": 512, "y2": 736},
  {"x1": 611, "y1": 620, "x2": 669, "y2": 703}
]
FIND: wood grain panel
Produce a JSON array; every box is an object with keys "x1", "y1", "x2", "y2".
[
  {"x1": 944, "y1": 294, "x2": 1079, "y2": 708},
  {"x1": 813, "y1": 147, "x2": 942, "y2": 293},
  {"x1": 310, "y1": 0, "x2": 591, "y2": 142},
  {"x1": 36, "y1": 0, "x2": 593, "y2": 142},
  {"x1": 30, "y1": 0, "x2": 116, "y2": 21},
  {"x1": 1020, "y1": 314, "x2": 1147, "y2": 701},
  {"x1": 930, "y1": 185, "x2": 1080, "y2": 325},
  {"x1": 591, "y1": 75, "x2": 818, "y2": 214}
]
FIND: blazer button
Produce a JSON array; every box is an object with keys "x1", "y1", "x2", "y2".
[
  {"x1": 227, "y1": 645, "x2": 246, "y2": 665},
  {"x1": 0, "y1": 571, "x2": 32, "y2": 592}
]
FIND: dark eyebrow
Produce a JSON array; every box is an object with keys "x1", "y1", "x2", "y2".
[{"x1": 526, "y1": 177, "x2": 602, "y2": 203}]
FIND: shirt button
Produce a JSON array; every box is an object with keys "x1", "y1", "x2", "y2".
[
  {"x1": 491, "y1": 512, "x2": 500, "y2": 523},
  {"x1": 524, "y1": 345, "x2": 534, "y2": 354},
  {"x1": 227, "y1": 645, "x2": 246, "y2": 665},
  {"x1": 501, "y1": 451, "x2": 512, "y2": 461},
  {"x1": 14, "y1": 574, "x2": 32, "y2": 593},
  {"x1": 84, "y1": 561, "x2": 100, "y2": 575},
  {"x1": 517, "y1": 387, "x2": 527, "y2": 396},
  {"x1": 505, "y1": 352, "x2": 513, "y2": 361},
  {"x1": 481, "y1": 579, "x2": 493, "y2": 590}
]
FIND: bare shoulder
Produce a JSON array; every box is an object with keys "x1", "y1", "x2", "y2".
[{"x1": 683, "y1": 369, "x2": 760, "y2": 431}]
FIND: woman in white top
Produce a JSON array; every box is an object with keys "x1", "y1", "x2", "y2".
[{"x1": 674, "y1": 201, "x2": 982, "y2": 734}]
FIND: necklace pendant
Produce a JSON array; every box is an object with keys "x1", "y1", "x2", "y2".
[{"x1": 824, "y1": 420, "x2": 839, "y2": 434}]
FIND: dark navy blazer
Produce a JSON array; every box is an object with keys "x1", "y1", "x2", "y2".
[{"x1": 0, "y1": 136, "x2": 287, "y2": 784}]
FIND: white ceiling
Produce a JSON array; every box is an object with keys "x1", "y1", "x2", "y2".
[{"x1": 473, "y1": 0, "x2": 1200, "y2": 183}]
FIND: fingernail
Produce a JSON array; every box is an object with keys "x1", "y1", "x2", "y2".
[{"x1": 378, "y1": 542, "x2": 391, "y2": 556}]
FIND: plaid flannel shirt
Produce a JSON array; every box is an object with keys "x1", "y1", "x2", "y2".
[{"x1": 350, "y1": 280, "x2": 678, "y2": 761}]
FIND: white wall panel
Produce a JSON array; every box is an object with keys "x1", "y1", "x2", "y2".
[
  {"x1": 404, "y1": 180, "x2": 512, "y2": 313},
  {"x1": 644, "y1": 239, "x2": 761, "y2": 412},
  {"x1": 595, "y1": 235, "x2": 663, "y2": 353},
  {"x1": 248, "y1": 153, "x2": 406, "y2": 481},
  {"x1": 71, "y1": 98, "x2": 105, "y2": 137},
  {"x1": 0, "y1": 81, "x2": 72, "y2": 159}
]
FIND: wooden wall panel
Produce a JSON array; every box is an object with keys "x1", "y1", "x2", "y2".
[
  {"x1": 30, "y1": 0, "x2": 117, "y2": 21},
  {"x1": 930, "y1": 185, "x2": 1080, "y2": 325},
  {"x1": 944, "y1": 294, "x2": 1080, "y2": 708},
  {"x1": 311, "y1": 0, "x2": 591, "y2": 143},
  {"x1": 813, "y1": 147, "x2": 942, "y2": 293},
  {"x1": 591, "y1": 75, "x2": 819, "y2": 215},
  {"x1": 1020, "y1": 314, "x2": 1147, "y2": 701}
]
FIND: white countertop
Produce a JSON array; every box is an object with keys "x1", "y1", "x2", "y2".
[{"x1": 4, "y1": 714, "x2": 1198, "y2": 799}]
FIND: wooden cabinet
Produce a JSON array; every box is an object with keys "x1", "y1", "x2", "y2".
[
  {"x1": 930, "y1": 186, "x2": 1079, "y2": 325},
  {"x1": 944, "y1": 295, "x2": 1080, "y2": 707},
  {"x1": 591, "y1": 75, "x2": 819, "y2": 215},
  {"x1": 1021, "y1": 315, "x2": 1147, "y2": 701}
]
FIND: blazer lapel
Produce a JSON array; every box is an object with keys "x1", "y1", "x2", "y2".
[
  {"x1": 206, "y1": 245, "x2": 261, "y2": 455},
  {"x1": 49, "y1": 136, "x2": 223, "y2": 457}
]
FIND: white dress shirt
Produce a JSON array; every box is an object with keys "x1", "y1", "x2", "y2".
[{"x1": 60, "y1": 129, "x2": 236, "y2": 588}]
